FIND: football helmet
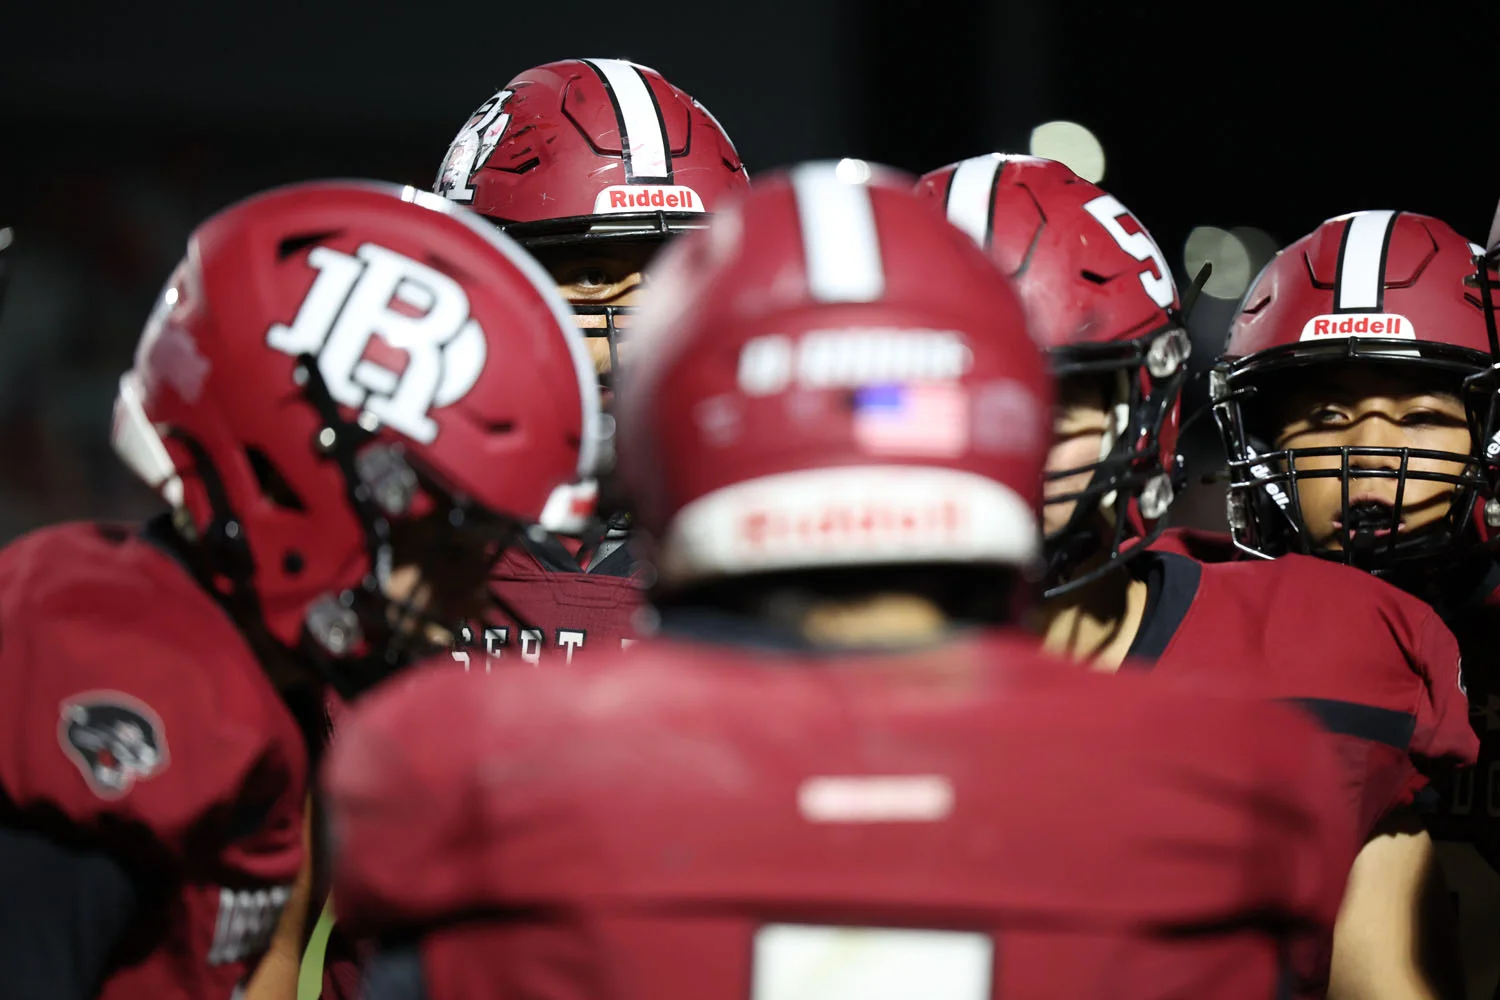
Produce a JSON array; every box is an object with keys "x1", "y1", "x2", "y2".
[
  {"x1": 914, "y1": 154, "x2": 1190, "y2": 596},
  {"x1": 616, "y1": 160, "x2": 1050, "y2": 592},
  {"x1": 1213, "y1": 210, "x2": 1496, "y2": 576},
  {"x1": 433, "y1": 58, "x2": 749, "y2": 374},
  {"x1": 111, "y1": 181, "x2": 601, "y2": 697}
]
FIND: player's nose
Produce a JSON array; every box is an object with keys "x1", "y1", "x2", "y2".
[{"x1": 1344, "y1": 413, "x2": 1407, "y2": 466}]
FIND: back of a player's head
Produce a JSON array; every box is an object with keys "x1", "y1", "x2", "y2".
[{"x1": 614, "y1": 159, "x2": 1053, "y2": 611}]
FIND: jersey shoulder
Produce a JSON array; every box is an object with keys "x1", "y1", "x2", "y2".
[
  {"x1": 1070, "y1": 668, "x2": 1357, "y2": 925},
  {"x1": 1189, "y1": 551, "x2": 1474, "y2": 769},
  {"x1": 0, "y1": 522, "x2": 306, "y2": 859},
  {"x1": 1198, "y1": 550, "x2": 1448, "y2": 648},
  {"x1": 328, "y1": 636, "x2": 1354, "y2": 934},
  {"x1": 1150, "y1": 526, "x2": 1238, "y2": 562}
]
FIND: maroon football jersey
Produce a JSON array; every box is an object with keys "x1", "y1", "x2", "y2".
[
  {"x1": 327, "y1": 629, "x2": 1357, "y2": 1000},
  {"x1": 1147, "y1": 525, "x2": 1237, "y2": 563},
  {"x1": 0, "y1": 521, "x2": 309, "y2": 1000},
  {"x1": 476, "y1": 536, "x2": 642, "y2": 667},
  {"x1": 309, "y1": 529, "x2": 648, "y2": 1000},
  {"x1": 1143, "y1": 527, "x2": 1476, "y2": 839},
  {"x1": 1419, "y1": 560, "x2": 1500, "y2": 1000}
]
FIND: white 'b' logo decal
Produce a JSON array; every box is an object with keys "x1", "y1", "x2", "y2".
[{"x1": 267, "y1": 243, "x2": 486, "y2": 444}]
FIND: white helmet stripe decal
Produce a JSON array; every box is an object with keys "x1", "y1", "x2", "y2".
[
  {"x1": 944, "y1": 153, "x2": 1005, "y2": 250},
  {"x1": 790, "y1": 162, "x2": 886, "y2": 303},
  {"x1": 584, "y1": 59, "x2": 672, "y2": 183},
  {"x1": 1334, "y1": 209, "x2": 1398, "y2": 312},
  {"x1": 1489, "y1": 197, "x2": 1500, "y2": 253}
]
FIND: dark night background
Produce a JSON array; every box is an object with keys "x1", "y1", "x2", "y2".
[{"x1": 1, "y1": 0, "x2": 1496, "y2": 539}]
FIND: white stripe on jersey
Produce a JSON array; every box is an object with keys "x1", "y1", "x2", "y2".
[
  {"x1": 1335, "y1": 210, "x2": 1398, "y2": 311},
  {"x1": 944, "y1": 153, "x2": 1005, "y2": 249},
  {"x1": 790, "y1": 162, "x2": 886, "y2": 303},
  {"x1": 585, "y1": 59, "x2": 671, "y2": 181}
]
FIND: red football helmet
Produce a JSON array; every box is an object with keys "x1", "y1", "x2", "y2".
[
  {"x1": 1213, "y1": 209, "x2": 1497, "y2": 576},
  {"x1": 111, "y1": 181, "x2": 601, "y2": 697},
  {"x1": 913, "y1": 154, "x2": 1190, "y2": 596},
  {"x1": 615, "y1": 160, "x2": 1051, "y2": 592},
  {"x1": 433, "y1": 58, "x2": 749, "y2": 371}
]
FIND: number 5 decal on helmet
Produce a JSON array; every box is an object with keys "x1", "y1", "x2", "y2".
[{"x1": 1082, "y1": 194, "x2": 1175, "y2": 309}]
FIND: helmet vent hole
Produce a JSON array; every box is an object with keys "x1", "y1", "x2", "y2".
[
  {"x1": 277, "y1": 232, "x2": 338, "y2": 260},
  {"x1": 1079, "y1": 270, "x2": 1111, "y2": 285},
  {"x1": 1239, "y1": 292, "x2": 1272, "y2": 315},
  {"x1": 245, "y1": 447, "x2": 306, "y2": 511}
]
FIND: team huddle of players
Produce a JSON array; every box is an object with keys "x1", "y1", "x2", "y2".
[{"x1": 0, "y1": 56, "x2": 1497, "y2": 1000}]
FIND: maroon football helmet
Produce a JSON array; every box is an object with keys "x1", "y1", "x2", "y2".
[
  {"x1": 913, "y1": 154, "x2": 1190, "y2": 596},
  {"x1": 615, "y1": 160, "x2": 1051, "y2": 593},
  {"x1": 1213, "y1": 210, "x2": 1498, "y2": 576},
  {"x1": 111, "y1": 181, "x2": 602, "y2": 697},
  {"x1": 433, "y1": 58, "x2": 749, "y2": 374}
]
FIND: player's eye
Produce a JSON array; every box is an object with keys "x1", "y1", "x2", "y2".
[
  {"x1": 567, "y1": 267, "x2": 611, "y2": 289},
  {"x1": 1308, "y1": 406, "x2": 1346, "y2": 426},
  {"x1": 1400, "y1": 409, "x2": 1460, "y2": 428}
]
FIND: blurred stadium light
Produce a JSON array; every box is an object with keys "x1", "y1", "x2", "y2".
[
  {"x1": 1185, "y1": 227, "x2": 1246, "y2": 301},
  {"x1": 1028, "y1": 121, "x2": 1105, "y2": 183}
]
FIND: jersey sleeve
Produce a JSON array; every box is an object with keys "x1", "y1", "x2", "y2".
[
  {"x1": 1406, "y1": 606, "x2": 1478, "y2": 769},
  {"x1": 1263, "y1": 563, "x2": 1480, "y2": 827},
  {"x1": 1234, "y1": 697, "x2": 1361, "y2": 930},
  {"x1": 325, "y1": 663, "x2": 476, "y2": 934},
  {"x1": 0, "y1": 612, "x2": 274, "y2": 866},
  {"x1": 326, "y1": 657, "x2": 570, "y2": 935},
  {"x1": 1101, "y1": 677, "x2": 1360, "y2": 932}
]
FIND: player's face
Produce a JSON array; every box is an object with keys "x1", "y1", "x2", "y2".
[
  {"x1": 1269, "y1": 366, "x2": 1471, "y2": 551},
  {"x1": 1045, "y1": 376, "x2": 1112, "y2": 536},
  {"x1": 535, "y1": 242, "x2": 659, "y2": 388}
]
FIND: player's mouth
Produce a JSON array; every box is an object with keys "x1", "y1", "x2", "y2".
[{"x1": 1332, "y1": 499, "x2": 1402, "y2": 542}]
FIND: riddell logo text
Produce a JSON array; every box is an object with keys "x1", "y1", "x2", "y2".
[
  {"x1": 1298, "y1": 313, "x2": 1416, "y2": 341},
  {"x1": 742, "y1": 501, "x2": 965, "y2": 549},
  {"x1": 593, "y1": 185, "x2": 703, "y2": 214}
]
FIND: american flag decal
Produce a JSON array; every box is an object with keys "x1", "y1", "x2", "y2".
[{"x1": 853, "y1": 382, "x2": 969, "y2": 457}]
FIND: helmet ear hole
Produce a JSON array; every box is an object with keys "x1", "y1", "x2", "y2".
[{"x1": 245, "y1": 447, "x2": 306, "y2": 512}]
